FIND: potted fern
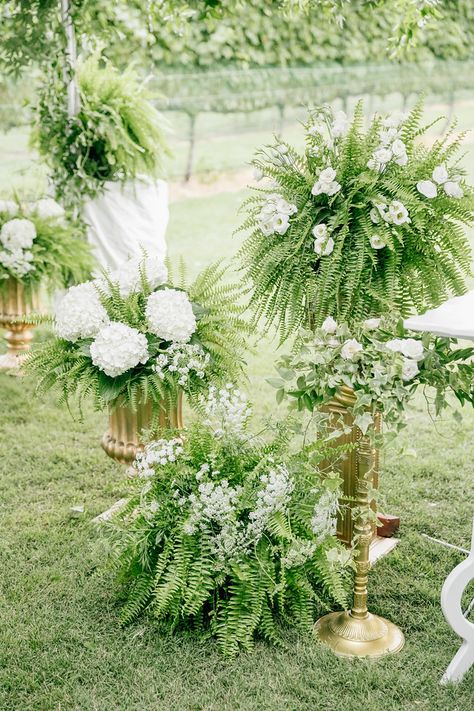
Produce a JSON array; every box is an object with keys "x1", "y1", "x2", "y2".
[
  {"x1": 240, "y1": 100, "x2": 473, "y2": 340},
  {"x1": 0, "y1": 195, "x2": 93, "y2": 371},
  {"x1": 34, "y1": 55, "x2": 171, "y2": 271},
  {"x1": 104, "y1": 384, "x2": 351, "y2": 655},
  {"x1": 26, "y1": 258, "x2": 249, "y2": 464}
]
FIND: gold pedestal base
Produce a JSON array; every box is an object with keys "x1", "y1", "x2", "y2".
[{"x1": 315, "y1": 610, "x2": 405, "y2": 659}]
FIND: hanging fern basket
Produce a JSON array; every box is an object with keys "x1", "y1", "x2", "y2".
[
  {"x1": 101, "y1": 391, "x2": 184, "y2": 465},
  {"x1": 0, "y1": 277, "x2": 41, "y2": 373}
]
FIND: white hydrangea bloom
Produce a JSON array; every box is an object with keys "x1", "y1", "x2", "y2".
[
  {"x1": 33, "y1": 198, "x2": 65, "y2": 220},
  {"x1": 0, "y1": 200, "x2": 19, "y2": 217},
  {"x1": 0, "y1": 248, "x2": 34, "y2": 277},
  {"x1": 109, "y1": 256, "x2": 168, "y2": 297},
  {"x1": 146, "y1": 288, "x2": 197, "y2": 343},
  {"x1": 90, "y1": 321, "x2": 149, "y2": 377},
  {"x1": 0, "y1": 218, "x2": 36, "y2": 251},
  {"x1": 55, "y1": 282, "x2": 109, "y2": 342}
]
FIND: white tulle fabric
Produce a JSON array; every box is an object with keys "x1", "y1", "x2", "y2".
[{"x1": 404, "y1": 290, "x2": 474, "y2": 340}]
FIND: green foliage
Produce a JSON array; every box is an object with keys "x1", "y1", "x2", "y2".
[
  {"x1": 32, "y1": 55, "x2": 170, "y2": 208},
  {"x1": 105, "y1": 396, "x2": 351, "y2": 656},
  {"x1": 273, "y1": 316, "x2": 474, "y2": 439},
  {"x1": 0, "y1": 198, "x2": 94, "y2": 297},
  {"x1": 26, "y1": 261, "x2": 249, "y2": 417},
  {"x1": 238, "y1": 101, "x2": 473, "y2": 341}
]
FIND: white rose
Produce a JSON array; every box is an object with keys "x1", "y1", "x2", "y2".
[
  {"x1": 386, "y1": 338, "x2": 403, "y2": 353},
  {"x1": 0, "y1": 218, "x2": 36, "y2": 250},
  {"x1": 321, "y1": 316, "x2": 337, "y2": 334},
  {"x1": 341, "y1": 338, "x2": 363, "y2": 361},
  {"x1": 319, "y1": 167, "x2": 337, "y2": 183},
  {"x1": 0, "y1": 200, "x2": 18, "y2": 217},
  {"x1": 401, "y1": 358, "x2": 419, "y2": 381},
  {"x1": 388, "y1": 201, "x2": 410, "y2": 225},
  {"x1": 311, "y1": 181, "x2": 324, "y2": 196},
  {"x1": 312, "y1": 223, "x2": 327, "y2": 239},
  {"x1": 314, "y1": 236, "x2": 335, "y2": 257},
  {"x1": 364, "y1": 318, "x2": 381, "y2": 330},
  {"x1": 417, "y1": 180, "x2": 437, "y2": 199},
  {"x1": 370, "y1": 234, "x2": 386, "y2": 250},
  {"x1": 432, "y1": 165, "x2": 449, "y2": 185},
  {"x1": 90, "y1": 322, "x2": 150, "y2": 377},
  {"x1": 444, "y1": 181, "x2": 463, "y2": 199},
  {"x1": 397, "y1": 338, "x2": 424, "y2": 361}
]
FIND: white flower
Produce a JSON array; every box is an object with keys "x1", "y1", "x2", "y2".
[
  {"x1": 90, "y1": 322, "x2": 149, "y2": 377},
  {"x1": 444, "y1": 181, "x2": 463, "y2": 199},
  {"x1": 432, "y1": 165, "x2": 449, "y2": 185},
  {"x1": 325, "y1": 181, "x2": 341, "y2": 196},
  {"x1": 319, "y1": 167, "x2": 336, "y2": 183},
  {"x1": 201, "y1": 384, "x2": 252, "y2": 439},
  {"x1": 388, "y1": 200, "x2": 410, "y2": 225},
  {"x1": 321, "y1": 316, "x2": 337, "y2": 334},
  {"x1": 272, "y1": 213, "x2": 290, "y2": 235},
  {"x1": 0, "y1": 248, "x2": 34, "y2": 277},
  {"x1": 391, "y1": 138, "x2": 406, "y2": 157},
  {"x1": 364, "y1": 318, "x2": 381, "y2": 330},
  {"x1": 136, "y1": 437, "x2": 184, "y2": 477},
  {"x1": 312, "y1": 223, "x2": 327, "y2": 239},
  {"x1": 401, "y1": 357, "x2": 419, "y2": 381},
  {"x1": 0, "y1": 200, "x2": 18, "y2": 217},
  {"x1": 146, "y1": 288, "x2": 197, "y2": 343},
  {"x1": 373, "y1": 147, "x2": 392, "y2": 165},
  {"x1": 370, "y1": 234, "x2": 386, "y2": 250},
  {"x1": 34, "y1": 198, "x2": 65, "y2": 220},
  {"x1": 275, "y1": 198, "x2": 297, "y2": 216},
  {"x1": 314, "y1": 235, "x2": 335, "y2": 256},
  {"x1": 386, "y1": 337, "x2": 424, "y2": 361},
  {"x1": 108, "y1": 256, "x2": 168, "y2": 297},
  {"x1": 417, "y1": 180, "x2": 437, "y2": 199},
  {"x1": 332, "y1": 110, "x2": 349, "y2": 138},
  {"x1": 54, "y1": 282, "x2": 109, "y2": 342},
  {"x1": 0, "y1": 218, "x2": 36, "y2": 250},
  {"x1": 311, "y1": 490, "x2": 338, "y2": 543},
  {"x1": 379, "y1": 128, "x2": 399, "y2": 146},
  {"x1": 369, "y1": 208, "x2": 380, "y2": 224},
  {"x1": 341, "y1": 338, "x2": 363, "y2": 360},
  {"x1": 312, "y1": 167, "x2": 341, "y2": 197}
]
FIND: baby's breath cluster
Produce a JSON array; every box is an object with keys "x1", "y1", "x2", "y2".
[{"x1": 202, "y1": 383, "x2": 252, "y2": 438}]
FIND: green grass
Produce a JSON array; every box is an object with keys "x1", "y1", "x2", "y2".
[{"x1": 1, "y1": 188, "x2": 474, "y2": 710}]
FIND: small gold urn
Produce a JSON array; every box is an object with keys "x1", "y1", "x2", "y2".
[
  {"x1": 101, "y1": 392, "x2": 184, "y2": 465},
  {"x1": 0, "y1": 278, "x2": 40, "y2": 372}
]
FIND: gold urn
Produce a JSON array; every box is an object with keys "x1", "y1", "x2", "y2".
[
  {"x1": 101, "y1": 392, "x2": 184, "y2": 465},
  {"x1": 0, "y1": 278, "x2": 41, "y2": 372}
]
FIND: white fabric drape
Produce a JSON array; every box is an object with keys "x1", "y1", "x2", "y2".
[
  {"x1": 82, "y1": 177, "x2": 169, "y2": 273},
  {"x1": 404, "y1": 290, "x2": 474, "y2": 339}
]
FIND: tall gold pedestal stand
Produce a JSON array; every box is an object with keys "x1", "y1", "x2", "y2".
[
  {"x1": 315, "y1": 421, "x2": 405, "y2": 658},
  {"x1": 0, "y1": 278, "x2": 40, "y2": 374}
]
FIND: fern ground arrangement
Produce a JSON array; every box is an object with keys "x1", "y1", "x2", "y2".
[
  {"x1": 105, "y1": 385, "x2": 351, "y2": 656},
  {"x1": 26, "y1": 258, "x2": 248, "y2": 419},
  {"x1": 0, "y1": 195, "x2": 93, "y2": 299},
  {"x1": 239, "y1": 100, "x2": 473, "y2": 340}
]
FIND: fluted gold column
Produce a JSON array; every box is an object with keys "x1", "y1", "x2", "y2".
[
  {"x1": 315, "y1": 419, "x2": 404, "y2": 658},
  {"x1": 101, "y1": 391, "x2": 184, "y2": 465},
  {"x1": 0, "y1": 278, "x2": 40, "y2": 373}
]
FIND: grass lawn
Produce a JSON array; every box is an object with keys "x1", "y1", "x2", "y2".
[{"x1": 1, "y1": 189, "x2": 474, "y2": 710}]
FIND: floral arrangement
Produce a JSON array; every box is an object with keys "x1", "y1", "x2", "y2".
[
  {"x1": 26, "y1": 259, "x2": 248, "y2": 415},
  {"x1": 239, "y1": 100, "x2": 473, "y2": 339},
  {"x1": 0, "y1": 196, "x2": 93, "y2": 297},
  {"x1": 33, "y1": 55, "x2": 170, "y2": 208},
  {"x1": 105, "y1": 385, "x2": 351, "y2": 656},
  {"x1": 271, "y1": 316, "x2": 474, "y2": 437}
]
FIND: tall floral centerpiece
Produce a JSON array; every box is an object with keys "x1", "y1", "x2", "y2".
[
  {"x1": 271, "y1": 316, "x2": 474, "y2": 658},
  {"x1": 240, "y1": 101, "x2": 473, "y2": 339},
  {"x1": 104, "y1": 385, "x2": 352, "y2": 656},
  {"x1": 26, "y1": 259, "x2": 248, "y2": 464},
  {"x1": 0, "y1": 196, "x2": 93, "y2": 371}
]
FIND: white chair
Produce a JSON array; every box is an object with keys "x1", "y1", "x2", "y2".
[{"x1": 405, "y1": 290, "x2": 474, "y2": 684}]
